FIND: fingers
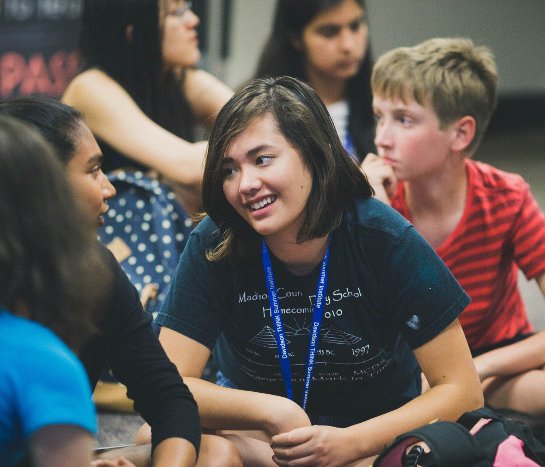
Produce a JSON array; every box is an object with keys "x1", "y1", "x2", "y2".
[
  {"x1": 360, "y1": 153, "x2": 397, "y2": 204},
  {"x1": 361, "y1": 155, "x2": 394, "y2": 178},
  {"x1": 360, "y1": 154, "x2": 395, "y2": 182},
  {"x1": 271, "y1": 427, "x2": 317, "y2": 465},
  {"x1": 271, "y1": 426, "x2": 313, "y2": 447},
  {"x1": 362, "y1": 152, "x2": 379, "y2": 161},
  {"x1": 272, "y1": 443, "x2": 316, "y2": 466},
  {"x1": 271, "y1": 426, "x2": 332, "y2": 466},
  {"x1": 360, "y1": 153, "x2": 380, "y2": 170}
]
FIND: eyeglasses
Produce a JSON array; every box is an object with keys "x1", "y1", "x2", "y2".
[{"x1": 171, "y1": 1, "x2": 193, "y2": 19}]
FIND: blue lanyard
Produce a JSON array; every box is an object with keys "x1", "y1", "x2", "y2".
[
  {"x1": 261, "y1": 238, "x2": 331, "y2": 410},
  {"x1": 344, "y1": 130, "x2": 358, "y2": 162}
]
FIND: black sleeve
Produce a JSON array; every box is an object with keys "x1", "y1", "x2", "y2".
[{"x1": 89, "y1": 246, "x2": 201, "y2": 452}]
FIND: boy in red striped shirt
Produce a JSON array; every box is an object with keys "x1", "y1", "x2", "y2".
[{"x1": 363, "y1": 37, "x2": 545, "y2": 417}]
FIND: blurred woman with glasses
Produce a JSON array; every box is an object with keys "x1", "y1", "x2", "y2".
[{"x1": 63, "y1": 0, "x2": 232, "y2": 215}]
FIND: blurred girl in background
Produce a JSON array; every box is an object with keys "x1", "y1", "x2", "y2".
[
  {"x1": 63, "y1": 0, "x2": 232, "y2": 214},
  {"x1": 255, "y1": 0, "x2": 375, "y2": 162}
]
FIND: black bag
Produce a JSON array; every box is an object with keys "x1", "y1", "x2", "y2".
[{"x1": 374, "y1": 407, "x2": 545, "y2": 466}]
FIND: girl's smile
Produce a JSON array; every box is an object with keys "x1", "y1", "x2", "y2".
[
  {"x1": 248, "y1": 194, "x2": 278, "y2": 212},
  {"x1": 222, "y1": 114, "x2": 313, "y2": 242}
]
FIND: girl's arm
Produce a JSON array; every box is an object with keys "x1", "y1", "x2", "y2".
[
  {"x1": 159, "y1": 326, "x2": 311, "y2": 437},
  {"x1": 30, "y1": 425, "x2": 94, "y2": 467},
  {"x1": 183, "y1": 68, "x2": 233, "y2": 125},
  {"x1": 62, "y1": 69, "x2": 208, "y2": 189},
  {"x1": 473, "y1": 271, "x2": 545, "y2": 381},
  {"x1": 271, "y1": 320, "x2": 483, "y2": 466}
]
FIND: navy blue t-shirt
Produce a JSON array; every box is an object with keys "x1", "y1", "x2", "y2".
[{"x1": 156, "y1": 197, "x2": 470, "y2": 421}]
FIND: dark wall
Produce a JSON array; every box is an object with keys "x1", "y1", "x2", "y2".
[
  {"x1": 0, "y1": 0, "x2": 83, "y2": 98},
  {"x1": 0, "y1": 0, "x2": 216, "y2": 99}
]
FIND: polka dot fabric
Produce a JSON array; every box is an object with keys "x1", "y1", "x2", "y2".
[{"x1": 98, "y1": 170, "x2": 193, "y2": 316}]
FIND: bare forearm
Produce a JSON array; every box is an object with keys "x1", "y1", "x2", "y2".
[
  {"x1": 63, "y1": 70, "x2": 206, "y2": 189},
  {"x1": 474, "y1": 330, "x2": 545, "y2": 380},
  {"x1": 149, "y1": 140, "x2": 206, "y2": 189},
  {"x1": 184, "y1": 68, "x2": 233, "y2": 123},
  {"x1": 32, "y1": 426, "x2": 94, "y2": 467},
  {"x1": 183, "y1": 376, "x2": 310, "y2": 436},
  {"x1": 342, "y1": 382, "x2": 483, "y2": 460},
  {"x1": 496, "y1": 274, "x2": 545, "y2": 375}
]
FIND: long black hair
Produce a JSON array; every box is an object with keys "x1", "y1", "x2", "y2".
[
  {"x1": 0, "y1": 116, "x2": 111, "y2": 350},
  {"x1": 0, "y1": 95, "x2": 83, "y2": 165},
  {"x1": 255, "y1": 0, "x2": 375, "y2": 161},
  {"x1": 79, "y1": 0, "x2": 194, "y2": 142}
]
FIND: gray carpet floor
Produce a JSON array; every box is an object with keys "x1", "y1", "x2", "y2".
[{"x1": 96, "y1": 411, "x2": 144, "y2": 448}]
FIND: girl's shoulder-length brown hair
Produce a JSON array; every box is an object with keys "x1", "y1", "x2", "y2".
[{"x1": 202, "y1": 76, "x2": 373, "y2": 261}]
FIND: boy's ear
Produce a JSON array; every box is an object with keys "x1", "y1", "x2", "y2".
[{"x1": 450, "y1": 116, "x2": 476, "y2": 153}]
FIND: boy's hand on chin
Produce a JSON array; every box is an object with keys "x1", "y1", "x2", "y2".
[{"x1": 360, "y1": 154, "x2": 397, "y2": 205}]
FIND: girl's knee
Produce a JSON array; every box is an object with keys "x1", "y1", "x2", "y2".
[
  {"x1": 134, "y1": 423, "x2": 152, "y2": 445},
  {"x1": 198, "y1": 434, "x2": 243, "y2": 467}
]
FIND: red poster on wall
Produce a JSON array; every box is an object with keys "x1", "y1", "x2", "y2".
[{"x1": 0, "y1": 0, "x2": 82, "y2": 98}]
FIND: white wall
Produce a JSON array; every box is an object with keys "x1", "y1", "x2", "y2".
[
  {"x1": 365, "y1": 0, "x2": 545, "y2": 95},
  {"x1": 218, "y1": 0, "x2": 545, "y2": 95},
  {"x1": 221, "y1": 0, "x2": 277, "y2": 88}
]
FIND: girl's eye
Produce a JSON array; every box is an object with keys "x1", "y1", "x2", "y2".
[
  {"x1": 317, "y1": 26, "x2": 340, "y2": 39},
  {"x1": 222, "y1": 167, "x2": 235, "y2": 178},
  {"x1": 349, "y1": 18, "x2": 365, "y2": 32},
  {"x1": 256, "y1": 155, "x2": 273, "y2": 165}
]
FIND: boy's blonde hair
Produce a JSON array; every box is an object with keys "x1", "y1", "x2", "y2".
[{"x1": 372, "y1": 37, "x2": 498, "y2": 153}]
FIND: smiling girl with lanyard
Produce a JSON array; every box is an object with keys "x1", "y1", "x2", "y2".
[{"x1": 152, "y1": 76, "x2": 483, "y2": 465}]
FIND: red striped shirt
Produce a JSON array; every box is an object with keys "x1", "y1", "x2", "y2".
[{"x1": 392, "y1": 160, "x2": 545, "y2": 350}]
